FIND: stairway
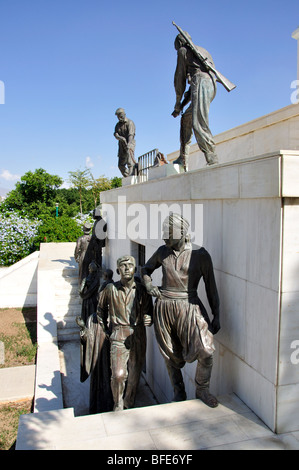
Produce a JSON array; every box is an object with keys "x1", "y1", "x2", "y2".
[
  {"x1": 16, "y1": 392, "x2": 295, "y2": 450},
  {"x1": 55, "y1": 266, "x2": 81, "y2": 342}
]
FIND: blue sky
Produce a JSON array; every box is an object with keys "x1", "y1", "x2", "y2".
[{"x1": 0, "y1": 0, "x2": 298, "y2": 193}]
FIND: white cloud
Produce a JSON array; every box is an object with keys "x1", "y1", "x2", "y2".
[
  {"x1": 60, "y1": 181, "x2": 71, "y2": 189},
  {"x1": 85, "y1": 156, "x2": 94, "y2": 168},
  {"x1": 0, "y1": 169, "x2": 21, "y2": 181}
]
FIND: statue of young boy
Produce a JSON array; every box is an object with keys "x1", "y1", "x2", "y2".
[{"x1": 97, "y1": 255, "x2": 153, "y2": 411}]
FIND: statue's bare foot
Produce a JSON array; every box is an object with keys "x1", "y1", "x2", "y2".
[{"x1": 196, "y1": 389, "x2": 218, "y2": 408}]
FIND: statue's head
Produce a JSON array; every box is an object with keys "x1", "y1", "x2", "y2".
[
  {"x1": 162, "y1": 213, "x2": 190, "y2": 248},
  {"x1": 115, "y1": 108, "x2": 126, "y2": 122},
  {"x1": 103, "y1": 268, "x2": 113, "y2": 280},
  {"x1": 88, "y1": 261, "x2": 98, "y2": 273},
  {"x1": 174, "y1": 32, "x2": 192, "y2": 50},
  {"x1": 116, "y1": 255, "x2": 136, "y2": 280},
  {"x1": 83, "y1": 222, "x2": 92, "y2": 234}
]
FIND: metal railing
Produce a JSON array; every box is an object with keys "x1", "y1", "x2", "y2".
[{"x1": 137, "y1": 148, "x2": 158, "y2": 182}]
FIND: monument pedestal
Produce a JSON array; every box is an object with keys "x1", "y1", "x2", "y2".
[
  {"x1": 122, "y1": 175, "x2": 138, "y2": 186},
  {"x1": 148, "y1": 163, "x2": 183, "y2": 181}
]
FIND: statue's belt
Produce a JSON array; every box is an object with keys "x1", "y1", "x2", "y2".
[{"x1": 159, "y1": 288, "x2": 197, "y2": 300}]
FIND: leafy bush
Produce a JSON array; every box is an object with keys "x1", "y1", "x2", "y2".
[
  {"x1": 34, "y1": 215, "x2": 83, "y2": 248},
  {"x1": 0, "y1": 167, "x2": 119, "y2": 266},
  {"x1": 0, "y1": 211, "x2": 41, "y2": 266}
]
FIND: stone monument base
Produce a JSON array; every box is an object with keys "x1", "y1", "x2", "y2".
[
  {"x1": 148, "y1": 163, "x2": 183, "y2": 181},
  {"x1": 122, "y1": 175, "x2": 138, "y2": 186}
]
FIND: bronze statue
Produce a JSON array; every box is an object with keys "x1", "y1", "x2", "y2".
[
  {"x1": 77, "y1": 255, "x2": 153, "y2": 413},
  {"x1": 99, "y1": 268, "x2": 114, "y2": 293},
  {"x1": 171, "y1": 23, "x2": 235, "y2": 171},
  {"x1": 171, "y1": 29, "x2": 216, "y2": 170},
  {"x1": 74, "y1": 222, "x2": 93, "y2": 284},
  {"x1": 79, "y1": 261, "x2": 101, "y2": 325},
  {"x1": 114, "y1": 108, "x2": 136, "y2": 177},
  {"x1": 76, "y1": 314, "x2": 113, "y2": 414},
  {"x1": 97, "y1": 255, "x2": 153, "y2": 411},
  {"x1": 141, "y1": 213, "x2": 220, "y2": 407},
  {"x1": 89, "y1": 207, "x2": 107, "y2": 268}
]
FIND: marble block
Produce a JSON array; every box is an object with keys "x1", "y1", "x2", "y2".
[{"x1": 148, "y1": 163, "x2": 181, "y2": 180}]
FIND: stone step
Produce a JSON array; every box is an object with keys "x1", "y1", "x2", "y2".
[
  {"x1": 61, "y1": 267, "x2": 78, "y2": 277},
  {"x1": 57, "y1": 315, "x2": 78, "y2": 328},
  {"x1": 55, "y1": 295, "x2": 81, "y2": 306},
  {"x1": 58, "y1": 329, "x2": 80, "y2": 342},
  {"x1": 55, "y1": 284, "x2": 80, "y2": 296},
  {"x1": 16, "y1": 394, "x2": 297, "y2": 451},
  {"x1": 56, "y1": 304, "x2": 82, "y2": 317},
  {"x1": 54, "y1": 277, "x2": 79, "y2": 289}
]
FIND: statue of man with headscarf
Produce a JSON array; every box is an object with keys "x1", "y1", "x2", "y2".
[{"x1": 141, "y1": 213, "x2": 221, "y2": 408}]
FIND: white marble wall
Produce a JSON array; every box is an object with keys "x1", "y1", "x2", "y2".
[
  {"x1": 277, "y1": 198, "x2": 299, "y2": 433},
  {"x1": 101, "y1": 151, "x2": 299, "y2": 433},
  {"x1": 0, "y1": 251, "x2": 39, "y2": 307}
]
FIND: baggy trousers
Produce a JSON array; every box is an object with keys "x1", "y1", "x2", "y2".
[
  {"x1": 153, "y1": 295, "x2": 215, "y2": 401},
  {"x1": 180, "y1": 74, "x2": 218, "y2": 166}
]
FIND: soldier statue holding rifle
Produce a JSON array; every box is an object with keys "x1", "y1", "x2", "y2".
[{"x1": 172, "y1": 22, "x2": 236, "y2": 171}]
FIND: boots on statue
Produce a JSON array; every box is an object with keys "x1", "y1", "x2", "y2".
[
  {"x1": 205, "y1": 152, "x2": 219, "y2": 166},
  {"x1": 166, "y1": 362, "x2": 187, "y2": 402},
  {"x1": 173, "y1": 155, "x2": 188, "y2": 172},
  {"x1": 195, "y1": 356, "x2": 218, "y2": 408}
]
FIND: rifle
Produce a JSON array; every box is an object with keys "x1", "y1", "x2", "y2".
[{"x1": 172, "y1": 21, "x2": 236, "y2": 92}]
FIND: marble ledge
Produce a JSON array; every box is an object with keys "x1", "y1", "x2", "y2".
[{"x1": 101, "y1": 151, "x2": 299, "y2": 204}]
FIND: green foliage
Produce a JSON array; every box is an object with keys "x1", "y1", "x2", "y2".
[
  {"x1": 67, "y1": 168, "x2": 92, "y2": 215},
  {"x1": 89, "y1": 174, "x2": 111, "y2": 207},
  {"x1": 56, "y1": 187, "x2": 94, "y2": 217},
  {"x1": 0, "y1": 167, "x2": 120, "y2": 266},
  {"x1": 1, "y1": 168, "x2": 63, "y2": 219},
  {"x1": 2, "y1": 168, "x2": 62, "y2": 210},
  {"x1": 34, "y1": 215, "x2": 83, "y2": 248},
  {"x1": 110, "y1": 176, "x2": 122, "y2": 188},
  {"x1": 18, "y1": 168, "x2": 62, "y2": 204}
]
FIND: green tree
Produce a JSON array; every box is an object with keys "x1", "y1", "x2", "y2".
[
  {"x1": 18, "y1": 168, "x2": 62, "y2": 204},
  {"x1": 67, "y1": 169, "x2": 92, "y2": 216},
  {"x1": 89, "y1": 173, "x2": 112, "y2": 207},
  {"x1": 1, "y1": 168, "x2": 63, "y2": 218},
  {"x1": 110, "y1": 176, "x2": 122, "y2": 188},
  {"x1": 56, "y1": 187, "x2": 94, "y2": 217},
  {"x1": 34, "y1": 215, "x2": 83, "y2": 248}
]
